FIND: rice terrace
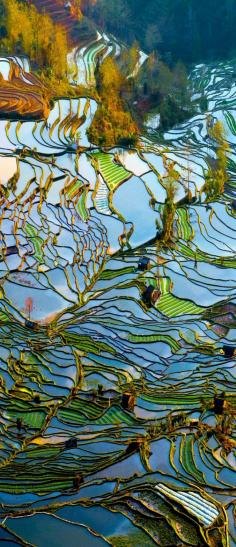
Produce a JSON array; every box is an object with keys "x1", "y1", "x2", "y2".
[{"x1": 0, "y1": 0, "x2": 235, "y2": 545}]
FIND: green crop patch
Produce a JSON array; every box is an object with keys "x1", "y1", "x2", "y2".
[{"x1": 91, "y1": 152, "x2": 132, "y2": 191}]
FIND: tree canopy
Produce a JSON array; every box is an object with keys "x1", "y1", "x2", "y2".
[
  {"x1": 88, "y1": 56, "x2": 139, "y2": 147},
  {"x1": 0, "y1": 0, "x2": 68, "y2": 80},
  {"x1": 90, "y1": 0, "x2": 236, "y2": 64}
]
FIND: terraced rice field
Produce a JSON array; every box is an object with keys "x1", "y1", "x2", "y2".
[
  {"x1": 30, "y1": 0, "x2": 84, "y2": 39},
  {"x1": 0, "y1": 59, "x2": 49, "y2": 118},
  {"x1": 0, "y1": 44, "x2": 235, "y2": 547},
  {"x1": 68, "y1": 32, "x2": 122, "y2": 86},
  {"x1": 91, "y1": 151, "x2": 132, "y2": 190}
]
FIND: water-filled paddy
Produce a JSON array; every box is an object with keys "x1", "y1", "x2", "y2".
[{"x1": 0, "y1": 45, "x2": 235, "y2": 546}]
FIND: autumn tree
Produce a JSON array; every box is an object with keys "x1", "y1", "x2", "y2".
[
  {"x1": 88, "y1": 56, "x2": 138, "y2": 147},
  {"x1": 35, "y1": 14, "x2": 54, "y2": 67},
  {"x1": 210, "y1": 120, "x2": 229, "y2": 172},
  {"x1": 204, "y1": 120, "x2": 230, "y2": 199},
  {"x1": 3, "y1": 0, "x2": 68, "y2": 82},
  {"x1": 96, "y1": 56, "x2": 123, "y2": 96},
  {"x1": 47, "y1": 27, "x2": 68, "y2": 81},
  {"x1": 126, "y1": 41, "x2": 140, "y2": 77},
  {"x1": 161, "y1": 158, "x2": 179, "y2": 243}
]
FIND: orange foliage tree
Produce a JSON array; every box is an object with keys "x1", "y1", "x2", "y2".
[
  {"x1": 88, "y1": 56, "x2": 139, "y2": 147},
  {"x1": 3, "y1": 0, "x2": 68, "y2": 81}
]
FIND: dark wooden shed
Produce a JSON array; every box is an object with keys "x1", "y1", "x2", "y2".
[
  {"x1": 142, "y1": 285, "x2": 161, "y2": 307},
  {"x1": 138, "y1": 256, "x2": 151, "y2": 271}
]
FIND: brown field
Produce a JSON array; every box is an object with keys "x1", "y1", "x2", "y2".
[
  {"x1": 0, "y1": 62, "x2": 49, "y2": 119},
  {"x1": 30, "y1": 0, "x2": 96, "y2": 45},
  {"x1": 30, "y1": 0, "x2": 80, "y2": 42}
]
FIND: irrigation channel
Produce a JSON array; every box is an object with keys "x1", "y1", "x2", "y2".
[{"x1": 0, "y1": 36, "x2": 235, "y2": 546}]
